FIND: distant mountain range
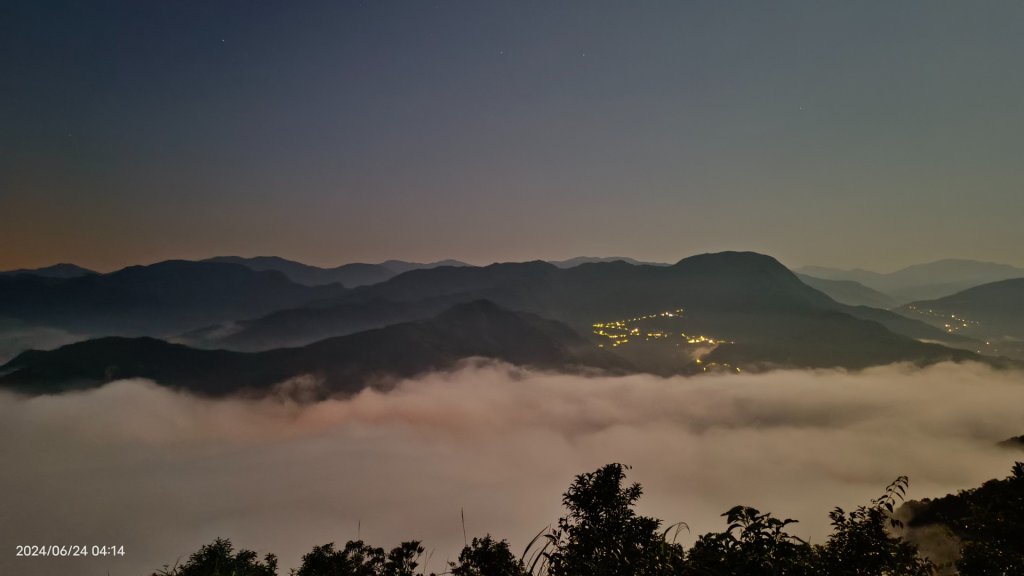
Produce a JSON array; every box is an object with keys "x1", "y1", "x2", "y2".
[
  {"x1": 185, "y1": 252, "x2": 978, "y2": 370},
  {"x1": 1, "y1": 251, "x2": 1009, "y2": 397},
  {"x1": 208, "y1": 255, "x2": 673, "y2": 285},
  {"x1": 547, "y1": 256, "x2": 669, "y2": 268},
  {"x1": 0, "y1": 301, "x2": 630, "y2": 397},
  {"x1": 0, "y1": 263, "x2": 97, "y2": 278},
  {"x1": 0, "y1": 260, "x2": 347, "y2": 336},
  {"x1": 180, "y1": 296, "x2": 460, "y2": 351},
  {"x1": 203, "y1": 256, "x2": 470, "y2": 287},
  {"x1": 796, "y1": 274, "x2": 898, "y2": 309},
  {"x1": 797, "y1": 259, "x2": 1024, "y2": 303}
]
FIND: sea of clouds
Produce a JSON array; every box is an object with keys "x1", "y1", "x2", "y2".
[{"x1": 2, "y1": 360, "x2": 1023, "y2": 575}]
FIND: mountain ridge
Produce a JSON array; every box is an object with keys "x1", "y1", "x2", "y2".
[
  {"x1": 0, "y1": 260, "x2": 347, "y2": 336},
  {"x1": 204, "y1": 256, "x2": 471, "y2": 287},
  {"x1": 796, "y1": 274, "x2": 898, "y2": 309},
  {"x1": 187, "y1": 251, "x2": 981, "y2": 370},
  {"x1": 0, "y1": 263, "x2": 97, "y2": 278},
  {"x1": 0, "y1": 300, "x2": 631, "y2": 397},
  {"x1": 897, "y1": 278, "x2": 1024, "y2": 358},
  {"x1": 797, "y1": 259, "x2": 1024, "y2": 303}
]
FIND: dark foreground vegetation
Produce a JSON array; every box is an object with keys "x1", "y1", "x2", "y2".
[{"x1": 154, "y1": 462, "x2": 1024, "y2": 576}]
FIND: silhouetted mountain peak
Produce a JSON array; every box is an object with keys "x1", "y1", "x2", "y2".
[
  {"x1": 1, "y1": 263, "x2": 97, "y2": 278},
  {"x1": 104, "y1": 260, "x2": 313, "y2": 293},
  {"x1": 207, "y1": 255, "x2": 296, "y2": 265},
  {"x1": 549, "y1": 256, "x2": 666, "y2": 268},
  {"x1": 487, "y1": 260, "x2": 560, "y2": 270},
  {"x1": 674, "y1": 251, "x2": 790, "y2": 273},
  {"x1": 380, "y1": 259, "x2": 470, "y2": 274},
  {"x1": 670, "y1": 252, "x2": 815, "y2": 301}
]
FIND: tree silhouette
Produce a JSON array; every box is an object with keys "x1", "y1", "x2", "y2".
[
  {"x1": 153, "y1": 537, "x2": 277, "y2": 576},
  {"x1": 817, "y1": 476, "x2": 932, "y2": 576},
  {"x1": 911, "y1": 461, "x2": 1024, "y2": 575},
  {"x1": 543, "y1": 463, "x2": 686, "y2": 576},
  {"x1": 685, "y1": 505, "x2": 815, "y2": 575},
  {"x1": 153, "y1": 462, "x2": 1024, "y2": 576},
  {"x1": 295, "y1": 539, "x2": 423, "y2": 576},
  {"x1": 448, "y1": 535, "x2": 527, "y2": 576}
]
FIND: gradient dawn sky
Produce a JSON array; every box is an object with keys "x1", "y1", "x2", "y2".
[{"x1": 3, "y1": 1, "x2": 1023, "y2": 272}]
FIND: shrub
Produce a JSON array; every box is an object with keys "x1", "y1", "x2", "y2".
[
  {"x1": 448, "y1": 535, "x2": 527, "y2": 576},
  {"x1": 294, "y1": 540, "x2": 424, "y2": 576},
  {"x1": 153, "y1": 537, "x2": 277, "y2": 576},
  {"x1": 543, "y1": 463, "x2": 686, "y2": 576}
]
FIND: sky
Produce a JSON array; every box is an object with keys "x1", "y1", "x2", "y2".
[{"x1": 3, "y1": 1, "x2": 1023, "y2": 272}]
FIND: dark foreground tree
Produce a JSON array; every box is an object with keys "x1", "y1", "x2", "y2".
[
  {"x1": 685, "y1": 505, "x2": 816, "y2": 575},
  {"x1": 817, "y1": 476, "x2": 933, "y2": 576},
  {"x1": 909, "y1": 461, "x2": 1024, "y2": 575},
  {"x1": 157, "y1": 462, "x2": 1024, "y2": 576},
  {"x1": 543, "y1": 463, "x2": 686, "y2": 576},
  {"x1": 685, "y1": 475, "x2": 933, "y2": 576},
  {"x1": 448, "y1": 535, "x2": 527, "y2": 576},
  {"x1": 295, "y1": 540, "x2": 424, "y2": 576},
  {"x1": 153, "y1": 537, "x2": 277, "y2": 576}
]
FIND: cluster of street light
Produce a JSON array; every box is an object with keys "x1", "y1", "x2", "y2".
[
  {"x1": 591, "y1": 308, "x2": 731, "y2": 351},
  {"x1": 904, "y1": 305, "x2": 980, "y2": 334}
]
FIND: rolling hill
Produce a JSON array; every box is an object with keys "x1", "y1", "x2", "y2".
[
  {"x1": 796, "y1": 274, "x2": 897, "y2": 309},
  {"x1": 798, "y1": 259, "x2": 1024, "y2": 303},
  {"x1": 897, "y1": 279, "x2": 1024, "y2": 358},
  {"x1": 180, "y1": 297, "x2": 459, "y2": 351},
  {"x1": 194, "y1": 251, "x2": 979, "y2": 370},
  {"x1": 0, "y1": 260, "x2": 347, "y2": 336},
  {"x1": 0, "y1": 301, "x2": 631, "y2": 397},
  {"x1": 0, "y1": 251, "x2": 985, "y2": 378}
]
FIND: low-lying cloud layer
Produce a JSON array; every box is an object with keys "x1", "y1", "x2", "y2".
[
  {"x1": 2, "y1": 361, "x2": 1023, "y2": 575},
  {"x1": 0, "y1": 322, "x2": 83, "y2": 365}
]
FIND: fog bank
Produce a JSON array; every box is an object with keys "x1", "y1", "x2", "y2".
[
  {"x1": 2, "y1": 361, "x2": 1023, "y2": 575},
  {"x1": 0, "y1": 322, "x2": 83, "y2": 365}
]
